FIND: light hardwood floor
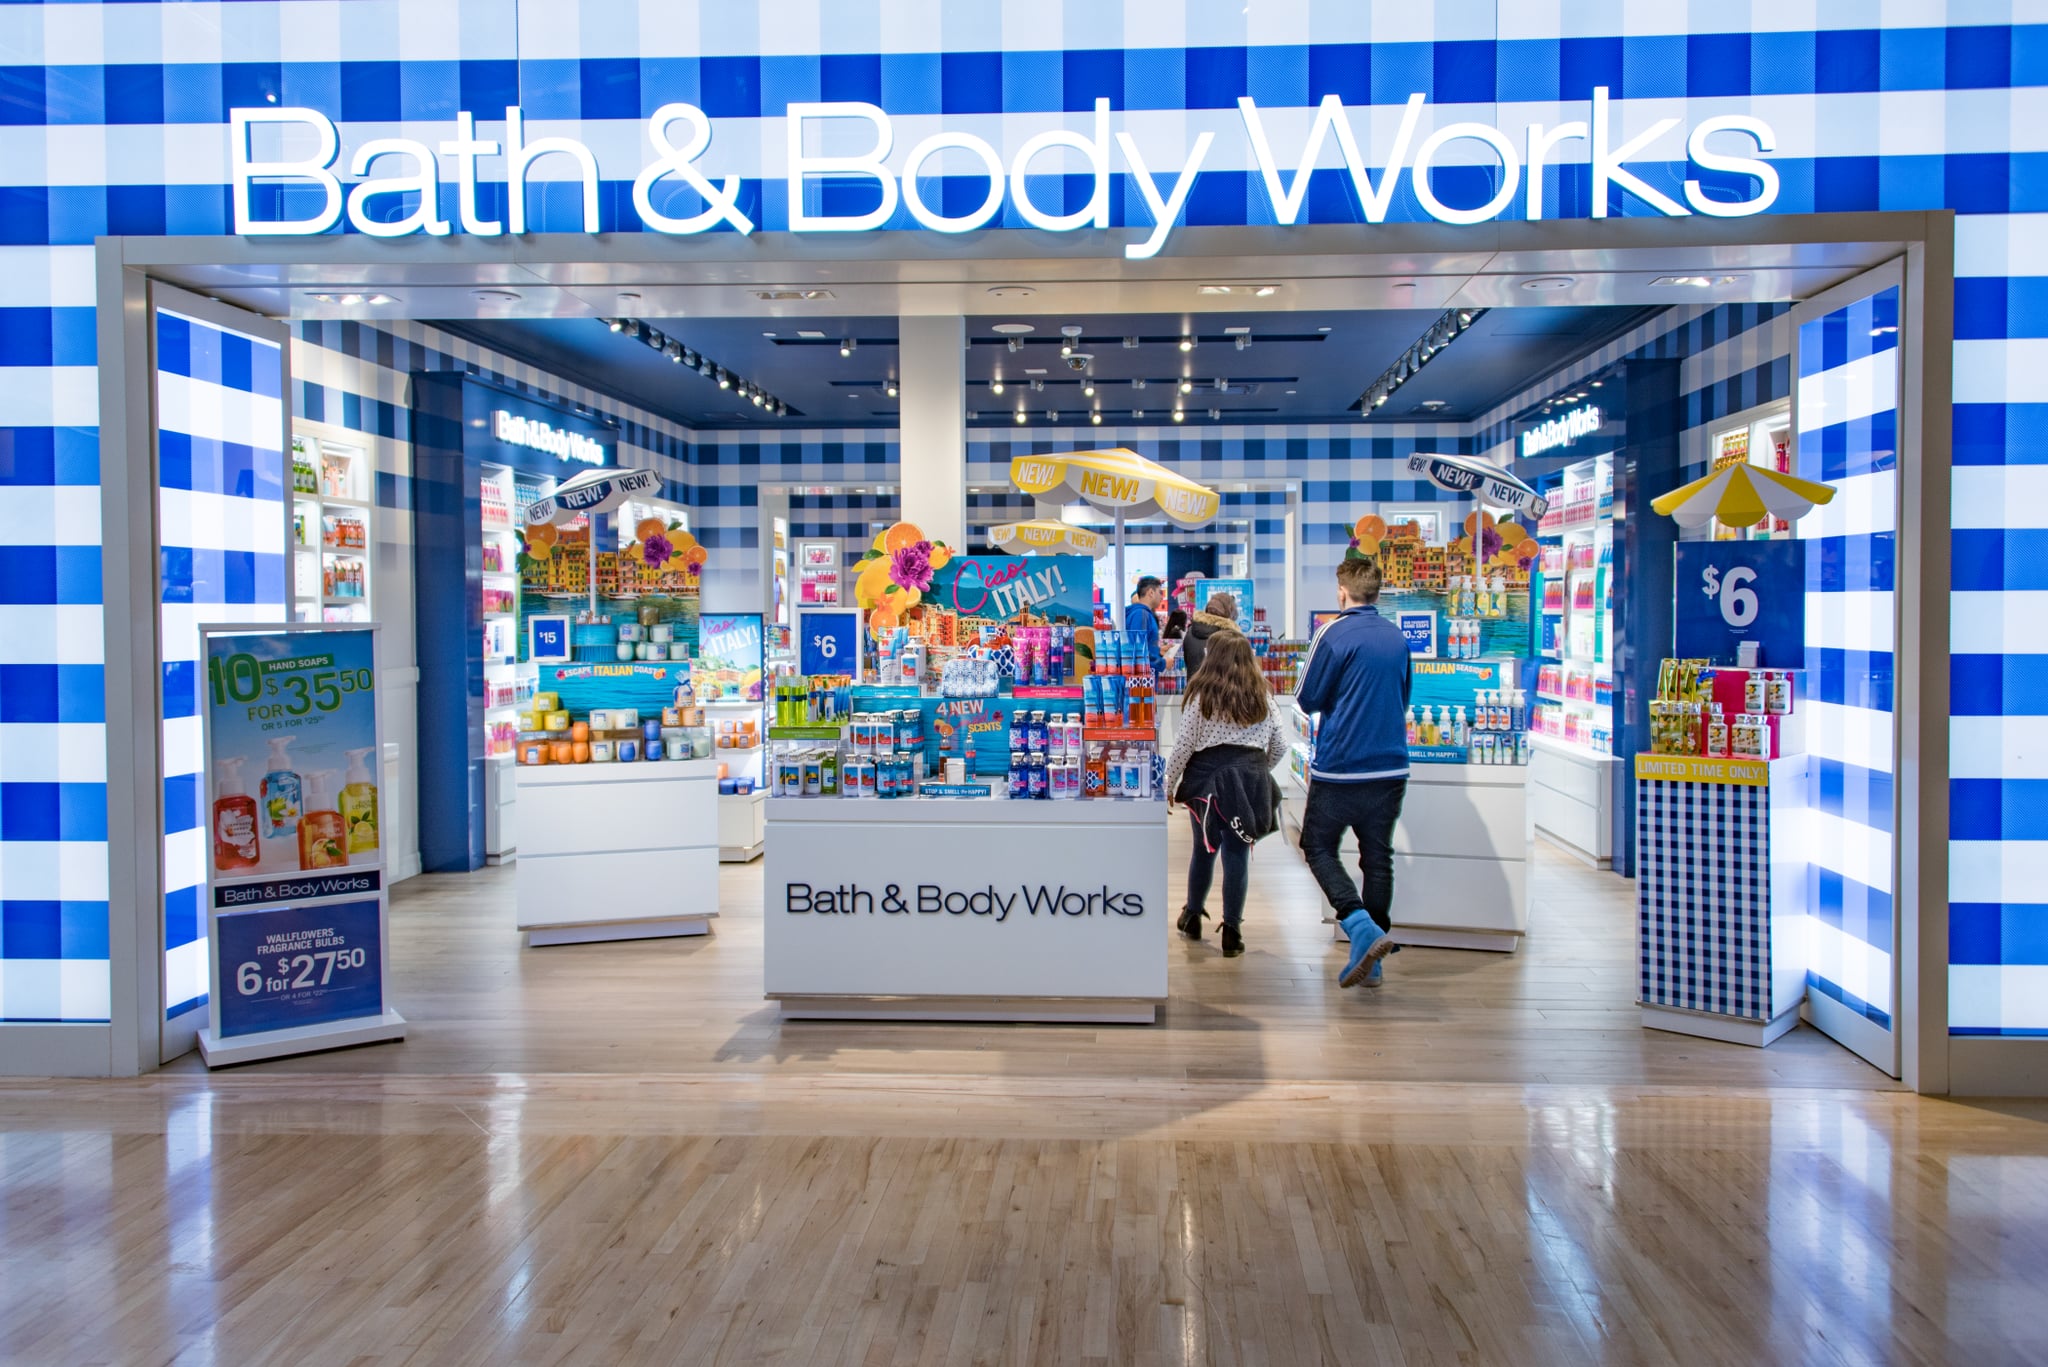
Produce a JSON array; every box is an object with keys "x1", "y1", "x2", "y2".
[{"x1": 5, "y1": 833, "x2": 2045, "y2": 1365}]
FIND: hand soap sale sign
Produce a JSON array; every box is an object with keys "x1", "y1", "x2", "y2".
[{"x1": 196, "y1": 622, "x2": 404, "y2": 1065}]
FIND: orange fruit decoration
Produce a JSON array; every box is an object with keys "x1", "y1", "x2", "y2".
[
  {"x1": 1356, "y1": 536, "x2": 1381, "y2": 557},
  {"x1": 526, "y1": 522, "x2": 558, "y2": 551},
  {"x1": 682, "y1": 544, "x2": 708, "y2": 568},
  {"x1": 867, "y1": 603, "x2": 898, "y2": 638},
  {"x1": 854, "y1": 555, "x2": 894, "y2": 609},
  {"x1": 1356, "y1": 514, "x2": 1387, "y2": 541},
  {"x1": 881, "y1": 521, "x2": 925, "y2": 555},
  {"x1": 928, "y1": 543, "x2": 951, "y2": 570},
  {"x1": 634, "y1": 517, "x2": 667, "y2": 543},
  {"x1": 1463, "y1": 509, "x2": 1496, "y2": 538},
  {"x1": 1496, "y1": 521, "x2": 1526, "y2": 546}
]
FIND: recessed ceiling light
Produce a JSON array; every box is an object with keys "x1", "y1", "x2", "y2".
[
  {"x1": 472, "y1": 289, "x2": 520, "y2": 303},
  {"x1": 798, "y1": 329, "x2": 825, "y2": 339},
  {"x1": 762, "y1": 331, "x2": 777, "y2": 337},
  {"x1": 1198, "y1": 285, "x2": 1234, "y2": 295},
  {"x1": 616, "y1": 292, "x2": 641, "y2": 303},
  {"x1": 1223, "y1": 326, "x2": 1251, "y2": 335},
  {"x1": 988, "y1": 287, "x2": 1036, "y2": 298},
  {"x1": 992, "y1": 322, "x2": 1035, "y2": 335},
  {"x1": 1418, "y1": 399, "x2": 1449, "y2": 411},
  {"x1": 1521, "y1": 276, "x2": 1576, "y2": 291},
  {"x1": 1284, "y1": 389, "x2": 1297, "y2": 395},
  {"x1": 1317, "y1": 326, "x2": 1332, "y2": 333},
  {"x1": 1254, "y1": 285, "x2": 1279, "y2": 297},
  {"x1": 1025, "y1": 368, "x2": 1047, "y2": 376},
  {"x1": 1391, "y1": 281, "x2": 1418, "y2": 291}
]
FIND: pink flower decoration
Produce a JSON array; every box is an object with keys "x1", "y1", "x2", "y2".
[
  {"x1": 890, "y1": 540, "x2": 935, "y2": 592},
  {"x1": 643, "y1": 532, "x2": 673, "y2": 568}
]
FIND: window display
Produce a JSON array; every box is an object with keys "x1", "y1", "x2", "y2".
[{"x1": 291, "y1": 430, "x2": 372, "y2": 625}]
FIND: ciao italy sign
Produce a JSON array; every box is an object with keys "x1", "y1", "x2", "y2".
[{"x1": 230, "y1": 91, "x2": 1779, "y2": 259}]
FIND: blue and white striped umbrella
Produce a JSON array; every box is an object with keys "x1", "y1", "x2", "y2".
[
  {"x1": 1404, "y1": 453, "x2": 1549, "y2": 519},
  {"x1": 524, "y1": 467, "x2": 663, "y2": 526}
]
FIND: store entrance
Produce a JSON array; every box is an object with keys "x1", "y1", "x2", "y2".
[{"x1": 93, "y1": 215, "x2": 1945, "y2": 1088}]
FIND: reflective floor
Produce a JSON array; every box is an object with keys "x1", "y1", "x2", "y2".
[{"x1": 4, "y1": 839, "x2": 2044, "y2": 1365}]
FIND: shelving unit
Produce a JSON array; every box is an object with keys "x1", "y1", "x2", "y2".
[
  {"x1": 1710, "y1": 404, "x2": 1796, "y2": 541},
  {"x1": 479, "y1": 463, "x2": 528, "y2": 775},
  {"x1": 798, "y1": 539, "x2": 841, "y2": 606},
  {"x1": 291, "y1": 432, "x2": 372, "y2": 623},
  {"x1": 1531, "y1": 452, "x2": 1619, "y2": 866}
]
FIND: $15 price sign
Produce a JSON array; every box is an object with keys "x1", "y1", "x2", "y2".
[{"x1": 1674, "y1": 542, "x2": 1806, "y2": 664}]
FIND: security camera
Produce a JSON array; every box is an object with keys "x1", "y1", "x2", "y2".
[{"x1": 1064, "y1": 353, "x2": 1094, "y2": 372}]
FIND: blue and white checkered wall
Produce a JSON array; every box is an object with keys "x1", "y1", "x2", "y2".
[
  {"x1": 155, "y1": 307, "x2": 289, "y2": 1023},
  {"x1": 1796, "y1": 288, "x2": 1900, "y2": 1031},
  {"x1": 2, "y1": 3, "x2": 2044, "y2": 1038}
]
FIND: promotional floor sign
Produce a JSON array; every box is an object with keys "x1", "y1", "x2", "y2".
[{"x1": 195, "y1": 622, "x2": 405, "y2": 1065}]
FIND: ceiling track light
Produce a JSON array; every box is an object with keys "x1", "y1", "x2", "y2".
[
  {"x1": 991, "y1": 380, "x2": 1005, "y2": 395},
  {"x1": 1355, "y1": 307, "x2": 1488, "y2": 418},
  {"x1": 602, "y1": 317, "x2": 790, "y2": 418},
  {"x1": 1178, "y1": 336, "x2": 1195, "y2": 352},
  {"x1": 1123, "y1": 336, "x2": 1139, "y2": 349},
  {"x1": 1015, "y1": 410, "x2": 1027, "y2": 424},
  {"x1": 1172, "y1": 409, "x2": 1185, "y2": 422},
  {"x1": 1234, "y1": 335, "x2": 1250, "y2": 351},
  {"x1": 1090, "y1": 411, "x2": 1102, "y2": 425},
  {"x1": 885, "y1": 381, "x2": 899, "y2": 397},
  {"x1": 1132, "y1": 378, "x2": 1146, "y2": 391},
  {"x1": 1082, "y1": 382, "x2": 1095, "y2": 397},
  {"x1": 1209, "y1": 408, "x2": 1222, "y2": 420},
  {"x1": 1029, "y1": 379, "x2": 1044, "y2": 393},
  {"x1": 840, "y1": 338, "x2": 855, "y2": 356},
  {"x1": 1007, "y1": 337, "x2": 1023, "y2": 353},
  {"x1": 1179, "y1": 379, "x2": 1193, "y2": 394}
]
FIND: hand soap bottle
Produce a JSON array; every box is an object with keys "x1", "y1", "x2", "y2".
[
  {"x1": 211, "y1": 756, "x2": 259, "y2": 872},
  {"x1": 259, "y1": 737, "x2": 302, "y2": 847},
  {"x1": 340, "y1": 746, "x2": 380, "y2": 855},
  {"x1": 298, "y1": 770, "x2": 348, "y2": 870}
]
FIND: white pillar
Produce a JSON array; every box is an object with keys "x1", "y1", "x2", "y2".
[{"x1": 897, "y1": 315, "x2": 966, "y2": 547}]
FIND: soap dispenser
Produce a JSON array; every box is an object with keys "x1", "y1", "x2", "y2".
[
  {"x1": 340, "y1": 746, "x2": 380, "y2": 855},
  {"x1": 298, "y1": 770, "x2": 348, "y2": 870},
  {"x1": 211, "y1": 756, "x2": 259, "y2": 873},
  {"x1": 260, "y1": 737, "x2": 302, "y2": 844}
]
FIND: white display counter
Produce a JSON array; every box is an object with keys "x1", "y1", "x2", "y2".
[
  {"x1": 1528, "y1": 734, "x2": 1619, "y2": 866},
  {"x1": 515, "y1": 759, "x2": 721, "y2": 945},
  {"x1": 1390, "y1": 762, "x2": 1531, "y2": 953},
  {"x1": 763, "y1": 797, "x2": 1168, "y2": 1022}
]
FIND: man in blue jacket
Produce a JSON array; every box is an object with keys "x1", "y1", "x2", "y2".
[
  {"x1": 1124, "y1": 575, "x2": 1166, "y2": 674},
  {"x1": 1296, "y1": 556, "x2": 1411, "y2": 988}
]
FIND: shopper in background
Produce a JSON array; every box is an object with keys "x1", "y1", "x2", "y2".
[
  {"x1": 1296, "y1": 557, "x2": 1411, "y2": 988},
  {"x1": 1165, "y1": 630, "x2": 1287, "y2": 957},
  {"x1": 1180, "y1": 590, "x2": 1239, "y2": 679},
  {"x1": 1125, "y1": 576, "x2": 1167, "y2": 675},
  {"x1": 1163, "y1": 607, "x2": 1189, "y2": 643}
]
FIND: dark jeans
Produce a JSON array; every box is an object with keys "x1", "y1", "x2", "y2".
[
  {"x1": 1186, "y1": 810, "x2": 1251, "y2": 926},
  {"x1": 1300, "y1": 777, "x2": 1408, "y2": 933}
]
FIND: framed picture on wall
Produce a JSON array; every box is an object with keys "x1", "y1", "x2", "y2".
[{"x1": 1375, "y1": 504, "x2": 1449, "y2": 546}]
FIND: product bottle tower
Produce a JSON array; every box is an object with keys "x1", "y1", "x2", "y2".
[
  {"x1": 211, "y1": 756, "x2": 259, "y2": 872},
  {"x1": 297, "y1": 770, "x2": 347, "y2": 871},
  {"x1": 340, "y1": 746, "x2": 380, "y2": 855}
]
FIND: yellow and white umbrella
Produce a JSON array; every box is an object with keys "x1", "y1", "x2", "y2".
[
  {"x1": 1651, "y1": 462, "x2": 1838, "y2": 529},
  {"x1": 1009, "y1": 447, "x2": 1219, "y2": 527},
  {"x1": 988, "y1": 520, "x2": 1107, "y2": 558},
  {"x1": 1009, "y1": 447, "x2": 1218, "y2": 600}
]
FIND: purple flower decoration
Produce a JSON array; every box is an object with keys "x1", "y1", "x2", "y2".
[
  {"x1": 890, "y1": 540, "x2": 935, "y2": 592},
  {"x1": 643, "y1": 532, "x2": 673, "y2": 569},
  {"x1": 1479, "y1": 524, "x2": 1503, "y2": 563}
]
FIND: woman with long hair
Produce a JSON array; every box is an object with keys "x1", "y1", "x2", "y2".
[{"x1": 1164, "y1": 629, "x2": 1287, "y2": 956}]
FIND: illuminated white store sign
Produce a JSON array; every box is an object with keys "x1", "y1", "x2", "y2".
[
  {"x1": 493, "y1": 410, "x2": 604, "y2": 465},
  {"x1": 1520, "y1": 405, "x2": 1604, "y2": 458},
  {"x1": 230, "y1": 91, "x2": 1778, "y2": 259}
]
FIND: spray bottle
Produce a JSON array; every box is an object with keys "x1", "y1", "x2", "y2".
[
  {"x1": 340, "y1": 746, "x2": 380, "y2": 855},
  {"x1": 298, "y1": 770, "x2": 348, "y2": 870},
  {"x1": 212, "y1": 756, "x2": 259, "y2": 872},
  {"x1": 260, "y1": 737, "x2": 302, "y2": 844}
]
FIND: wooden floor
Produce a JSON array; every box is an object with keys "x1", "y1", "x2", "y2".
[{"x1": 5, "y1": 833, "x2": 2046, "y2": 1365}]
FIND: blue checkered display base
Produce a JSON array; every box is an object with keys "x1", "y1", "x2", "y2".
[{"x1": 1638, "y1": 780, "x2": 1770, "y2": 1021}]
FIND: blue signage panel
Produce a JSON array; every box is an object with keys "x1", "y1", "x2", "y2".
[
  {"x1": 1396, "y1": 610, "x2": 1438, "y2": 657},
  {"x1": 799, "y1": 608, "x2": 861, "y2": 676},
  {"x1": 529, "y1": 614, "x2": 570, "y2": 663},
  {"x1": 213, "y1": 897, "x2": 384, "y2": 1037},
  {"x1": 1674, "y1": 542, "x2": 1807, "y2": 665},
  {"x1": 1195, "y1": 579, "x2": 1255, "y2": 632}
]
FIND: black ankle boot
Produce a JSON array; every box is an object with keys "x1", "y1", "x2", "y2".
[
  {"x1": 1176, "y1": 906, "x2": 1205, "y2": 940},
  {"x1": 1220, "y1": 923, "x2": 1244, "y2": 957}
]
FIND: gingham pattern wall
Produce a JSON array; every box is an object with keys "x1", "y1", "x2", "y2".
[
  {"x1": 0, "y1": 3, "x2": 2040, "y2": 1043},
  {"x1": 1638, "y1": 777, "x2": 1769, "y2": 1020},
  {"x1": 0, "y1": 241, "x2": 102, "y2": 1024},
  {"x1": 155, "y1": 307, "x2": 289, "y2": 1021},
  {"x1": 1796, "y1": 287, "x2": 1900, "y2": 1031}
]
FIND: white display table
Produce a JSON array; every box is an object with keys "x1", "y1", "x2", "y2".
[
  {"x1": 1389, "y1": 761, "x2": 1531, "y2": 952},
  {"x1": 763, "y1": 797, "x2": 1168, "y2": 1022},
  {"x1": 515, "y1": 759, "x2": 721, "y2": 945},
  {"x1": 1528, "y1": 734, "x2": 1619, "y2": 866}
]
